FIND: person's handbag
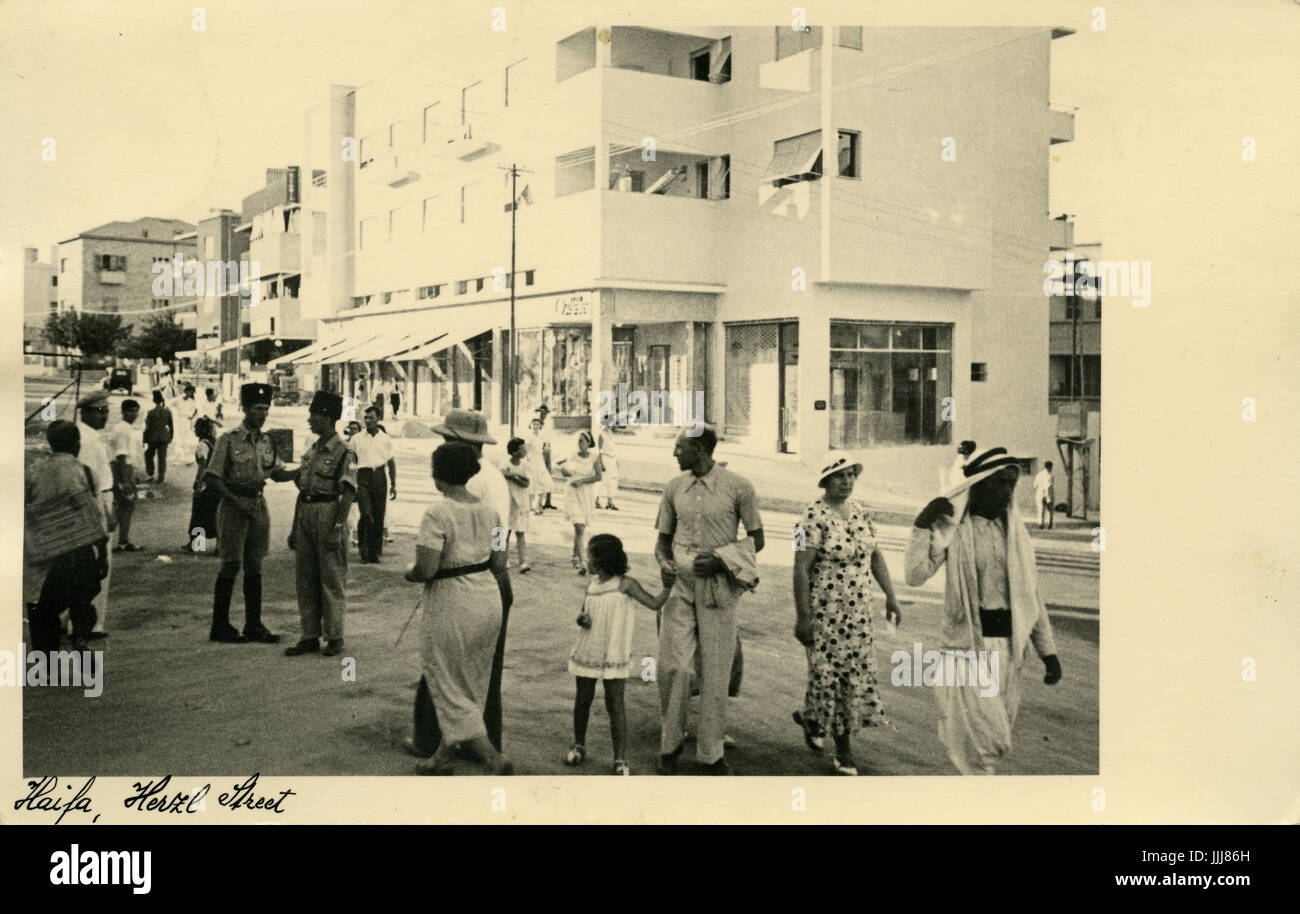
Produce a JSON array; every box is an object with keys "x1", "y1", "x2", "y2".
[{"x1": 25, "y1": 469, "x2": 108, "y2": 565}]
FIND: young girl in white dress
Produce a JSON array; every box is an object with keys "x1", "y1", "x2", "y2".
[{"x1": 565, "y1": 534, "x2": 673, "y2": 775}]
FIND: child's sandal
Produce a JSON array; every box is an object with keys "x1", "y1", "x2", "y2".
[
  {"x1": 612, "y1": 760, "x2": 631, "y2": 776},
  {"x1": 564, "y1": 743, "x2": 586, "y2": 766}
]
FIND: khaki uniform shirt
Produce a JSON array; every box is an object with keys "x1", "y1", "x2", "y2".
[
  {"x1": 296, "y1": 432, "x2": 357, "y2": 498},
  {"x1": 656, "y1": 463, "x2": 763, "y2": 603},
  {"x1": 205, "y1": 423, "x2": 284, "y2": 492}
]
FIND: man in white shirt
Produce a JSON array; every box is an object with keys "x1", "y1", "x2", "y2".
[
  {"x1": 1034, "y1": 460, "x2": 1056, "y2": 529},
  {"x1": 353, "y1": 405, "x2": 397, "y2": 563},
  {"x1": 108, "y1": 399, "x2": 146, "y2": 552},
  {"x1": 77, "y1": 391, "x2": 115, "y2": 637},
  {"x1": 424, "y1": 408, "x2": 512, "y2": 751}
]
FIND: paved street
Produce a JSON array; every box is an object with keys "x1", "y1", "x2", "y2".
[{"x1": 23, "y1": 443, "x2": 1098, "y2": 777}]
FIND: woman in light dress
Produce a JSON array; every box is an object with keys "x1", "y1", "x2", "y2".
[
  {"x1": 170, "y1": 384, "x2": 199, "y2": 465},
  {"x1": 557, "y1": 430, "x2": 602, "y2": 574},
  {"x1": 594, "y1": 417, "x2": 620, "y2": 510},
  {"x1": 525, "y1": 416, "x2": 553, "y2": 515},
  {"x1": 404, "y1": 442, "x2": 514, "y2": 776}
]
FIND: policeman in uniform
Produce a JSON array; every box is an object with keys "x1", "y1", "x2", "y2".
[
  {"x1": 284, "y1": 390, "x2": 357, "y2": 658},
  {"x1": 205, "y1": 382, "x2": 294, "y2": 643}
]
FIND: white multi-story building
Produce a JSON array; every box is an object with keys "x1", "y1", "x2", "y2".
[{"x1": 281, "y1": 24, "x2": 1078, "y2": 492}]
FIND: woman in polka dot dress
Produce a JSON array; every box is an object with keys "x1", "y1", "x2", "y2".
[{"x1": 792, "y1": 451, "x2": 902, "y2": 775}]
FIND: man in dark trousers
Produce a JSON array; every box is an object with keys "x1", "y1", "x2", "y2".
[
  {"x1": 143, "y1": 389, "x2": 174, "y2": 483},
  {"x1": 285, "y1": 391, "x2": 358, "y2": 657},
  {"x1": 203, "y1": 382, "x2": 295, "y2": 644},
  {"x1": 352, "y1": 405, "x2": 397, "y2": 563}
]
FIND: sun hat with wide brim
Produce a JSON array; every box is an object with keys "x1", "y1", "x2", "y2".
[
  {"x1": 816, "y1": 449, "x2": 864, "y2": 486},
  {"x1": 941, "y1": 446, "x2": 1023, "y2": 499},
  {"x1": 431, "y1": 408, "x2": 497, "y2": 445}
]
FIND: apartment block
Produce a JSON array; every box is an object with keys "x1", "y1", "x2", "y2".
[
  {"x1": 54, "y1": 217, "x2": 197, "y2": 329},
  {"x1": 182, "y1": 209, "x2": 248, "y2": 380},
  {"x1": 282, "y1": 24, "x2": 1078, "y2": 497},
  {"x1": 22, "y1": 245, "x2": 58, "y2": 360}
]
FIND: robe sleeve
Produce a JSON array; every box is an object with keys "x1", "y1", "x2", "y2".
[{"x1": 904, "y1": 525, "x2": 947, "y2": 586}]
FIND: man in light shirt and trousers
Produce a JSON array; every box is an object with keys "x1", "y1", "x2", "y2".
[
  {"x1": 108, "y1": 398, "x2": 145, "y2": 552},
  {"x1": 76, "y1": 391, "x2": 115, "y2": 638},
  {"x1": 1034, "y1": 460, "x2": 1055, "y2": 529},
  {"x1": 354, "y1": 405, "x2": 397, "y2": 563}
]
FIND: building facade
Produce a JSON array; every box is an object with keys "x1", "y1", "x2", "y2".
[
  {"x1": 22, "y1": 245, "x2": 58, "y2": 362},
  {"x1": 54, "y1": 217, "x2": 196, "y2": 329},
  {"x1": 283, "y1": 25, "x2": 1077, "y2": 494},
  {"x1": 1047, "y1": 240, "x2": 1102, "y2": 513}
]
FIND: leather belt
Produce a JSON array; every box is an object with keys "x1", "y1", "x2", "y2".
[
  {"x1": 225, "y1": 483, "x2": 264, "y2": 497},
  {"x1": 433, "y1": 561, "x2": 492, "y2": 580},
  {"x1": 979, "y1": 609, "x2": 1012, "y2": 638},
  {"x1": 298, "y1": 493, "x2": 339, "y2": 504}
]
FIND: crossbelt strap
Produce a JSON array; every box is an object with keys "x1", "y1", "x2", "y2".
[{"x1": 432, "y1": 561, "x2": 492, "y2": 580}]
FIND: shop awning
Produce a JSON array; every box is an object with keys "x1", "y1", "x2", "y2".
[
  {"x1": 215, "y1": 334, "x2": 272, "y2": 353},
  {"x1": 763, "y1": 130, "x2": 823, "y2": 186},
  {"x1": 320, "y1": 335, "x2": 382, "y2": 365},
  {"x1": 174, "y1": 349, "x2": 201, "y2": 360},
  {"x1": 334, "y1": 332, "x2": 445, "y2": 364},
  {"x1": 399, "y1": 327, "x2": 486, "y2": 363},
  {"x1": 267, "y1": 337, "x2": 335, "y2": 368}
]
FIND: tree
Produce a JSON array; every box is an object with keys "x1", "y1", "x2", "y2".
[
  {"x1": 124, "y1": 313, "x2": 196, "y2": 361},
  {"x1": 42, "y1": 311, "x2": 133, "y2": 361}
]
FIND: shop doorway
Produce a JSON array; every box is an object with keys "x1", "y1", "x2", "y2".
[{"x1": 779, "y1": 321, "x2": 798, "y2": 453}]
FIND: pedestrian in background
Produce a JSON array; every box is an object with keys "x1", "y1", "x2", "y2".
[
  {"x1": 535, "y1": 405, "x2": 557, "y2": 511},
  {"x1": 353, "y1": 405, "x2": 397, "y2": 563},
  {"x1": 525, "y1": 416, "x2": 552, "y2": 515},
  {"x1": 285, "y1": 391, "x2": 357, "y2": 657},
  {"x1": 1034, "y1": 460, "x2": 1055, "y2": 529},
  {"x1": 143, "y1": 389, "x2": 174, "y2": 484},
  {"x1": 108, "y1": 399, "x2": 144, "y2": 552},
  {"x1": 595, "y1": 415, "x2": 620, "y2": 511},
  {"x1": 186, "y1": 417, "x2": 220, "y2": 554},
  {"x1": 558, "y1": 430, "x2": 602, "y2": 575}
]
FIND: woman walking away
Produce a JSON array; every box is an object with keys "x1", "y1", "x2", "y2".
[
  {"x1": 501, "y1": 437, "x2": 532, "y2": 573},
  {"x1": 558, "y1": 430, "x2": 602, "y2": 574},
  {"x1": 185, "y1": 417, "x2": 221, "y2": 554},
  {"x1": 404, "y1": 442, "x2": 513, "y2": 776},
  {"x1": 792, "y1": 450, "x2": 902, "y2": 775},
  {"x1": 566, "y1": 534, "x2": 673, "y2": 775}
]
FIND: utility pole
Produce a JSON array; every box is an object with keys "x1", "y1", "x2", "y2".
[{"x1": 500, "y1": 162, "x2": 531, "y2": 437}]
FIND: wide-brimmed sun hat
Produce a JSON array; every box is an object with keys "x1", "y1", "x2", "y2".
[
  {"x1": 816, "y1": 449, "x2": 864, "y2": 485},
  {"x1": 431, "y1": 408, "x2": 496, "y2": 445},
  {"x1": 941, "y1": 446, "x2": 1023, "y2": 499}
]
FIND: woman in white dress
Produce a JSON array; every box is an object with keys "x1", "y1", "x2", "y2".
[
  {"x1": 594, "y1": 419, "x2": 620, "y2": 510},
  {"x1": 525, "y1": 416, "x2": 552, "y2": 515},
  {"x1": 170, "y1": 385, "x2": 199, "y2": 465},
  {"x1": 557, "y1": 431, "x2": 602, "y2": 574}
]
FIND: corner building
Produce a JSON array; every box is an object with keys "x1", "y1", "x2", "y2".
[{"x1": 301, "y1": 24, "x2": 1076, "y2": 489}]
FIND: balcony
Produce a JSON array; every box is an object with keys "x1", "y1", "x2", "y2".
[
  {"x1": 559, "y1": 26, "x2": 731, "y2": 84},
  {"x1": 443, "y1": 125, "x2": 496, "y2": 162},
  {"x1": 1049, "y1": 105, "x2": 1076, "y2": 144},
  {"x1": 248, "y1": 232, "x2": 301, "y2": 278},
  {"x1": 98, "y1": 270, "x2": 126, "y2": 284},
  {"x1": 600, "y1": 65, "x2": 726, "y2": 144},
  {"x1": 367, "y1": 152, "x2": 421, "y2": 187},
  {"x1": 602, "y1": 190, "x2": 723, "y2": 286}
]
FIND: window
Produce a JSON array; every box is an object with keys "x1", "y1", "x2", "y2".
[
  {"x1": 422, "y1": 196, "x2": 438, "y2": 232},
  {"x1": 524, "y1": 270, "x2": 535, "y2": 286},
  {"x1": 461, "y1": 81, "x2": 481, "y2": 126},
  {"x1": 691, "y1": 49, "x2": 711, "y2": 81},
  {"x1": 837, "y1": 130, "x2": 860, "y2": 178},
  {"x1": 51, "y1": 275, "x2": 57, "y2": 287},
  {"x1": 459, "y1": 184, "x2": 476, "y2": 223},
  {"x1": 359, "y1": 136, "x2": 373, "y2": 169},
  {"x1": 971, "y1": 362, "x2": 988, "y2": 382},
  {"x1": 775, "y1": 25, "x2": 822, "y2": 61},
  {"x1": 1094, "y1": 299, "x2": 1102, "y2": 320},
  {"x1": 49, "y1": 301, "x2": 57, "y2": 312},
  {"x1": 60, "y1": 258, "x2": 66, "y2": 273},
  {"x1": 456, "y1": 280, "x2": 468, "y2": 295},
  {"x1": 388, "y1": 122, "x2": 401, "y2": 147},
  {"x1": 152, "y1": 298, "x2": 170, "y2": 308},
  {"x1": 422, "y1": 103, "x2": 440, "y2": 142},
  {"x1": 351, "y1": 295, "x2": 372, "y2": 309},
  {"x1": 418, "y1": 284, "x2": 442, "y2": 300},
  {"x1": 383, "y1": 291, "x2": 394, "y2": 305},
  {"x1": 696, "y1": 161, "x2": 709, "y2": 199},
  {"x1": 837, "y1": 26, "x2": 863, "y2": 50},
  {"x1": 505, "y1": 58, "x2": 529, "y2": 106},
  {"x1": 98, "y1": 254, "x2": 126, "y2": 271},
  {"x1": 1064, "y1": 298, "x2": 1081, "y2": 321},
  {"x1": 359, "y1": 218, "x2": 373, "y2": 250},
  {"x1": 828, "y1": 321, "x2": 954, "y2": 447},
  {"x1": 1050, "y1": 355, "x2": 1102, "y2": 401},
  {"x1": 765, "y1": 131, "x2": 823, "y2": 187},
  {"x1": 475, "y1": 277, "x2": 485, "y2": 292}
]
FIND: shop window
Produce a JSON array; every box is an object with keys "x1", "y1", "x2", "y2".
[
  {"x1": 828, "y1": 320, "x2": 953, "y2": 448},
  {"x1": 971, "y1": 362, "x2": 988, "y2": 382}
]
